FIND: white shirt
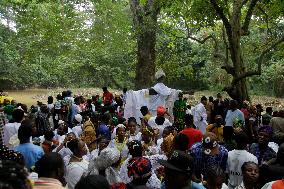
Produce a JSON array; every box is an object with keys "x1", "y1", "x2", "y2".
[
  {"x1": 53, "y1": 128, "x2": 72, "y2": 143},
  {"x1": 128, "y1": 132, "x2": 142, "y2": 142},
  {"x1": 72, "y1": 125, "x2": 83, "y2": 138},
  {"x1": 47, "y1": 104, "x2": 54, "y2": 111},
  {"x1": 148, "y1": 116, "x2": 172, "y2": 139},
  {"x1": 235, "y1": 182, "x2": 246, "y2": 189},
  {"x1": 88, "y1": 149, "x2": 99, "y2": 160},
  {"x1": 193, "y1": 103, "x2": 208, "y2": 134},
  {"x1": 3, "y1": 122, "x2": 21, "y2": 149},
  {"x1": 148, "y1": 83, "x2": 172, "y2": 114},
  {"x1": 65, "y1": 160, "x2": 88, "y2": 189},
  {"x1": 227, "y1": 150, "x2": 258, "y2": 189},
  {"x1": 225, "y1": 109, "x2": 245, "y2": 127}
]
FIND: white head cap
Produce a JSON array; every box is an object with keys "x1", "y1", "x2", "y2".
[{"x1": 155, "y1": 69, "x2": 166, "y2": 80}]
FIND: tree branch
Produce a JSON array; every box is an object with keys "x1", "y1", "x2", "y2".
[
  {"x1": 209, "y1": 0, "x2": 232, "y2": 36},
  {"x1": 222, "y1": 25, "x2": 229, "y2": 66},
  {"x1": 221, "y1": 65, "x2": 236, "y2": 76},
  {"x1": 241, "y1": 0, "x2": 260, "y2": 36},
  {"x1": 181, "y1": 15, "x2": 218, "y2": 52},
  {"x1": 256, "y1": 5, "x2": 272, "y2": 36},
  {"x1": 241, "y1": 0, "x2": 250, "y2": 7},
  {"x1": 232, "y1": 35, "x2": 284, "y2": 84}
]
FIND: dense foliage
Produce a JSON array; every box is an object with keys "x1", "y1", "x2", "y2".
[{"x1": 0, "y1": 0, "x2": 283, "y2": 97}]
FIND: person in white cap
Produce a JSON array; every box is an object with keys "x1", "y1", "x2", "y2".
[
  {"x1": 124, "y1": 69, "x2": 181, "y2": 125},
  {"x1": 72, "y1": 114, "x2": 83, "y2": 138}
]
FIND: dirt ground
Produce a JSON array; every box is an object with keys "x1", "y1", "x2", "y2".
[{"x1": 6, "y1": 88, "x2": 284, "y2": 111}]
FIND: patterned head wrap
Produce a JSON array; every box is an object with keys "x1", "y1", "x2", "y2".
[
  {"x1": 258, "y1": 125, "x2": 273, "y2": 137},
  {"x1": 127, "y1": 157, "x2": 152, "y2": 179},
  {"x1": 94, "y1": 147, "x2": 120, "y2": 170},
  {"x1": 202, "y1": 132, "x2": 219, "y2": 155}
]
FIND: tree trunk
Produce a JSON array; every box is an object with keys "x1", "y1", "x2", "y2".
[
  {"x1": 211, "y1": 0, "x2": 284, "y2": 103},
  {"x1": 223, "y1": 0, "x2": 250, "y2": 103},
  {"x1": 129, "y1": 0, "x2": 159, "y2": 89},
  {"x1": 227, "y1": 33, "x2": 250, "y2": 103},
  {"x1": 135, "y1": 23, "x2": 157, "y2": 89}
]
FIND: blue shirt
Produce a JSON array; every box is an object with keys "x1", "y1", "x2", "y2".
[
  {"x1": 70, "y1": 104, "x2": 79, "y2": 122},
  {"x1": 15, "y1": 143, "x2": 44, "y2": 169}
]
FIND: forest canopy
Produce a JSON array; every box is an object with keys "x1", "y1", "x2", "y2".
[{"x1": 0, "y1": 0, "x2": 283, "y2": 99}]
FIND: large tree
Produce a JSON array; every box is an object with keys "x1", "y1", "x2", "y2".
[
  {"x1": 163, "y1": 0, "x2": 284, "y2": 102},
  {"x1": 210, "y1": 0, "x2": 284, "y2": 102},
  {"x1": 129, "y1": 0, "x2": 161, "y2": 89}
]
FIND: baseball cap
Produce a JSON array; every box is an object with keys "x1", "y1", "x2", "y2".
[{"x1": 158, "y1": 150, "x2": 193, "y2": 175}]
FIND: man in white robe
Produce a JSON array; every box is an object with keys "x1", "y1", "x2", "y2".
[
  {"x1": 193, "y1": 96, "x2": 208, "y2": 134},
  {"x1": 124, "y1": 69, "x2": 181, "y2": 124}
]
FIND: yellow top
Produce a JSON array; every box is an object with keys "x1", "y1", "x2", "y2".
[
  {"x1": 0, "y1": 96, "x2": 13, "y2": 104},
  {"x1": 206, "y1": 124, "x2": 224, "y2": 142}
]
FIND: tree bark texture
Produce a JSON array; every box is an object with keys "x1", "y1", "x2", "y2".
[
  {"x1": 129, "y1": 0, "x2": 159, "y2": 89},
  {"x1": 210, "y1": 0, "x2": 256, "y2": 103}
]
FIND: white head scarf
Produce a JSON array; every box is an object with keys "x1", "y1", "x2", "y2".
[
  {"x1": 111, "y1": 124, "x2": 126, "y2": 139},
  {"x1": 88, "y1": 147, "x2": 121, "y2": 184}
]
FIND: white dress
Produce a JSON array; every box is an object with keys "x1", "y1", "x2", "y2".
[
  {"x1": 193, "y1": 103, "x2": 208, "y2": 134},
  {"x1": 108, "y1": 139, "x2": 129, "y2": 161},
  {"x1": 124, "y1": 85, "x2": 181, "y2": 124}
]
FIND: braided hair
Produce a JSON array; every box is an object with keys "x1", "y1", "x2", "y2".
[
  {"x1": 0, "y1": 160, "x2": 30, "y2": 189},
  {"x1": 206, "y1": 165, "x2": 226, "y2": 179},
  {"x1": 205, "y1": 165, "x2": 226, "y2": 188}
]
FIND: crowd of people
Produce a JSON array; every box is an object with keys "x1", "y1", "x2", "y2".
[{"x1": 0, "y1": 87, "x2": 283, "y2": 189}]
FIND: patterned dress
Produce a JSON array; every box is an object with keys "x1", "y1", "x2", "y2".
[
  {"x1": 249, "y1": 143, "x2": 276, "y2": 165},
  {"x1": 190, "y1": 142, "x2": 228, "y2": 179},
  {"x1": 0, "y1": 112, "x2": 7, "y2": 145},
  {"x1": 173, "y1": 99, "x2": 187, "y2": 131}
]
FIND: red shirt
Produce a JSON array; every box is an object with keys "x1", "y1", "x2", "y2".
[
  {"x1": 180, "y1": 128, "x2": 203, "y2": 149},
  {"x1": 241, "y1": 108, "x2": 250, "y2": 120},
  {"x1": 103, "y1": 91, "x2": 113, "y2": 105}
]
